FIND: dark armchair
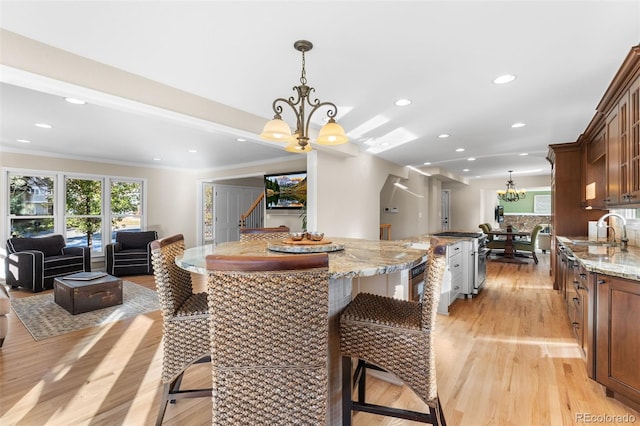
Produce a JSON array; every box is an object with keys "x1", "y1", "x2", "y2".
[
  {"x1": 106, "y1": 231, "x2": 157, "y2": 277},
  {"x1": 5, "y1": 234, "x2": 91, "y2": 292}
]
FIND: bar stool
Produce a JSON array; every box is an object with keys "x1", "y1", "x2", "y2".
[
  {"x1": 206, "y1": 253, "x2": 330, "y2": 425},
  {"x1": 150, "y1": 234, "x2": 212, "y2": 425},
  {"x1": 340, "y1": 238, "x2": 448, "y2": 425}
]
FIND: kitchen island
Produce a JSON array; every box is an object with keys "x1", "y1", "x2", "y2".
[
  {"x1": 177, "y1": 236, "x2": 428, "y2": 425},
  {"x1": 556, "y1": 237, "x2": 640, "y2": 412}
]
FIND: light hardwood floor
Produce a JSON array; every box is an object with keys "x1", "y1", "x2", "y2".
[{"x1": 1, "y1": 253, "x2": 638, "y2": 425}]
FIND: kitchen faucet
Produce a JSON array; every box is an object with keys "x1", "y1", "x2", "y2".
[{"x1": 597, "y1": 213, "x2": 628, "y2": 251}]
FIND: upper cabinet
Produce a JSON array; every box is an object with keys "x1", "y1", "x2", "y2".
[{"x1": 588, "y1": 45, "x2": 640, "y2": 208}]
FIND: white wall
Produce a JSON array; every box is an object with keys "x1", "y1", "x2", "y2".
[{"x1": 311, "y1": 150, "x2": 405, "y2": 240}]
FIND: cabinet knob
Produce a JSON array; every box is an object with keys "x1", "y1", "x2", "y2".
[{"x1": 597, "y1": 279, "x2": 606, "y2": 285}]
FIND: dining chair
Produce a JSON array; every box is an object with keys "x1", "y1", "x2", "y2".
[
  {"x1": 150, "y1": 234, "x2": 212, "y2": 425},
  {"x1": 479, "y1": 223, "x2": 505, "y2": 252},
  {"x1": 513, "y1": 224, "x2": 544, "y2": 264},
  {"x1": 206, "y1": 253, "x2": 330, "y2": 425},
  {"x1": 340, "y1": 238, "x2": 448, "y2": 425},
  {"x1": 239, "y1": 226, "x2": 290, "y2": 241}
]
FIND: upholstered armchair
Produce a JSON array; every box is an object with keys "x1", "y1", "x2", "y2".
[
  {"x1": 5, "y1": 234, "x2": 91, "y2": 292},
  {"x1": 513, "y1": 224, "x2": 545, "y2": 264},
  {"x1": 479, "y1": 223, "x2": 506, "y2": 251},
  {"x1": 106, "y1": 231, "x2": 157, "y2": 277}
]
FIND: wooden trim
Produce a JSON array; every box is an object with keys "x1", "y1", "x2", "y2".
[
  {"x1": 596, "y1": 45, "x2": 640, "y2": 115},
  {"x1": 206, "y1": 253, "x2": 329, "y2": 271}
]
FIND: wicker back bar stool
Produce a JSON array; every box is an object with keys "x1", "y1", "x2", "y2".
[
  {"x1": 206, "y1": 253, "x2": 330, "y2": 425},
  {"x1": 239, "y1": 226, "x2": 290, "y2": 241},
  {"x1": 340, "y1": 238, "x2": 448, "y2": 425},
  {"x1": 150, "y1": 234, "x2": 212, "y2": 425}
]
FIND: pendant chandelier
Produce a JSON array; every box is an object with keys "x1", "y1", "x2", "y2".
[
  {"x1": 260, "y1": 40, "x2": 348, "y2": 153},
  {"x1": 497, "y1": 170, "x2": 526, "y2": 202}
]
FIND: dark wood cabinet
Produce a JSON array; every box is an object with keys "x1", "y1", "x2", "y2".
[
  {"x1": 571, "y1": 262, "x2": 595, "y2": 378},
  {"x1": 596, "y1": 274, "x2": 640, "y2": 412},
  {"x1": 583, "y1": 127, "x2": 607, "y2": 209}
]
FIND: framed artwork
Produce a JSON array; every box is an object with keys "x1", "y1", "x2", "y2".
[{"x1": 534, "y1": 195, "x2": 551, "y2": 214}]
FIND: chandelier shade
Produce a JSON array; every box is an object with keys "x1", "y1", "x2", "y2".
[
  {"x1": 261, "y1": 117, "x2": 292, "y2": 141},
  {"x1": 260, "y1": 40, "x2": 348, "y2": 153},
  {"x1": 497, "y1": 170, "x2": 526, "y2": 202}
]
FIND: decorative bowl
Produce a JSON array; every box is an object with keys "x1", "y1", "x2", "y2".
[
  {"x1": 290, "y1": 232, "x2": 305, "y2": 241},
  {"x1": 307, "y1": 232, "x2": 324, "y2": 241}
]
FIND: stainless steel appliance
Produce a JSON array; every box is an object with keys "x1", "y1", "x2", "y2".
[
  {"x1": 409, "y1": 261, "x2": 427, "y2": 302},
  {"x1": 432, "y1": 231, "x2": 487, "y2": 296}
]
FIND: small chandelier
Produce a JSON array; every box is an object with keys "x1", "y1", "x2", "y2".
[
  {"x1": 497, "y1": 170, "x2": 526, "y2": 202},
  {"x1": 260, "y1": 40, "x2": 348, "y2": 153}
]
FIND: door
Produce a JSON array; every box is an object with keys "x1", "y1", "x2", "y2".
[
  {"x1": 213, "y1": 185, "x2": 264, "y2": 244},
  {"x1": 441, "y1": 190, "x2": 450, "y2": 231}
]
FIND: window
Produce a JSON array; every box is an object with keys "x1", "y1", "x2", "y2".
[
  {"x1": 65, "y1": 177, "x2": 103, "y2": 251},
  {"x1": 4, "y1": 169, "x2": 146, "y2": 257},
  {"x1": 110, "y1": 180, "x2": 143, "y2": 237},
  {"x1": 8, "y1": 173, "x2": 55, "y2": 238}
]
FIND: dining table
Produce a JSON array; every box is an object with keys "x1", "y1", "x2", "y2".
[
  {"x1": 486, "y1": 229, "x2": 531, "y2": 263},
  {"x1": 175, "y1": 236, "x2": 428, "y2": 425}
]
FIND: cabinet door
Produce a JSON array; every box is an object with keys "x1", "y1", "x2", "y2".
[
  {"x1": 629, "y1": 77, "x2": 640, "y2": 202},
  {"x1": 606, "y1": 106, "x2": 621, "y2": 205},
  {"x1": 596, "y1": 275, "x2": 640, "y2": 408},
  {"x1": 584, "y1": 128, "x2": 607, "y2": 209}
]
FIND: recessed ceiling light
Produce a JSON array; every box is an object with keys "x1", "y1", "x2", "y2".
[
  {"x1": 493, "y1": 74, "x2": 517, "y2": 84},
  {"x1": 456, "y1": 148, "x2": 465, "y2": 152},
  {"x1": 511, "y1": 122, "x2": 526, "y2": 128},
  {"x1": 64, "y1": 97, "x2": 86, "y2": 105},
  {"x1": 16, "y1": 139, "x2": 31, "y2": 143},
  {"x1": 520, "y1": 152, "x2": 529, "y2": 156},
  {"x1": 153, "y1": 157, "x2": 162, "y2": 161},
  {"x1": 468, "y1": 157, "x2": 476, "y2": 161},
  {"x1": 394, "y1": 98, "x2": 412, "y2": 107},
  {"x1": 463, "y1": 169, "x2": 470, "y2": 172},
  {"x1": 35, "y1": 123, "x2": 53, "y2": 129},
  {"x1": 438, "y1": 134, "x2": 450, "y2": 138},
  {"x1": 236, "y1": 138, "x2": 246, "y2": 142},
  {"x1": 188, "y1": 149, "x2": 197, "y2": 153},
  {"x1": 423, "y1": 162, "x2": 431, "y2": 165}
]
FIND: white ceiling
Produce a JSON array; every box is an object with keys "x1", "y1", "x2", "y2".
[{"x1": 1, "y1": 1, "x2": 639, "y2": 180}]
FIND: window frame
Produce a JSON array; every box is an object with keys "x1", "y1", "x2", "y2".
[{"x1": 2, "y1": 167, "x2": 147, "y2": 259}]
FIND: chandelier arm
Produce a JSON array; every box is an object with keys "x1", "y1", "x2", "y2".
[{"x1": 303, "y1": 100, "x2": 339, "y2": 137}]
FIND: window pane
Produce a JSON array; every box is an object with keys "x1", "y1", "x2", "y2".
[
  {"x1": 111, "y1": 181, "x2": 141, "y2": 215},
  {"x1": 112, "y1": 215, "x2": 141, "y2": 234},
  {"x1": 66, "y1": 218, "x2": 101, "y2": 250},
  {"x1": 10, "y1": 218, "x2": 55, "y2": 238},
  {"x1": 66, "y1": 178, "x2": 102, "y2": 215},
  {"x1": 10, "y1": 175, "x2": 54, "y2": 216}
]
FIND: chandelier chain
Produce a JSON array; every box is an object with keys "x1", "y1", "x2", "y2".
[{"x1": 300, "y1": 51, "x2": 307, "y2": 85}]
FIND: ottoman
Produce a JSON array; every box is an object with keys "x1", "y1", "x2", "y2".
[{"x1": 54, "y1": 273, "x2": 123, "y2": 315}]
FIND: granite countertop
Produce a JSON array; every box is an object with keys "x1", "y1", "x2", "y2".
[
  {"x1": 177, "y1": 237, "x2": 427, "y2": 279},
  {"x1": 557, "y1": 236, "x2": 640, "y2": 281}
]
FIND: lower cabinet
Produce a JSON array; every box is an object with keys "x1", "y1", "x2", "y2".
[{"x1": 596, "y1": 274, "x2": 640, "y2": 412}]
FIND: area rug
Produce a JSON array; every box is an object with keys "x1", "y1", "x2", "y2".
[{"x1": 10, "y1": 281, "x2": 159, "y2": 341}]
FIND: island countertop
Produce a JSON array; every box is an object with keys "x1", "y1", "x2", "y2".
[
  {"x1": 177, "y1": 237, "x2": 428, "y2": 278},
  {"x1": 557, "y1": 236, "x2": 640, "y2": 281}
]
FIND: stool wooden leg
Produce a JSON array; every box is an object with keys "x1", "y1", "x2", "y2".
[{"x1": 342, "y1": 356, "x2": 353, "y2": 426}]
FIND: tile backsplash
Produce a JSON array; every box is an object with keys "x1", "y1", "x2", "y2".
[{"x1": 500, "y1": 215, "x2": 551, "y2": 232}]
